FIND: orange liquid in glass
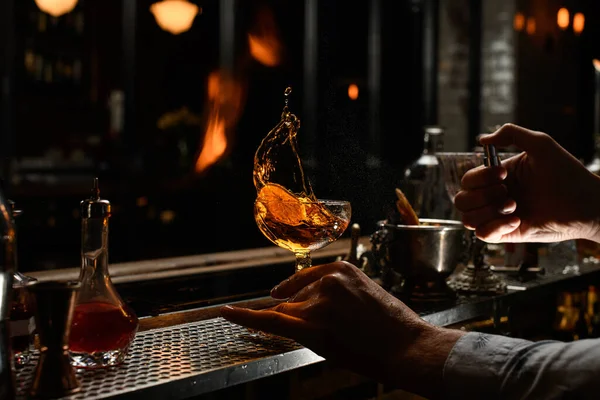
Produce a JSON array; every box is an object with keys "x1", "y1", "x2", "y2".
[{"x1": 69, "y1": 302, "x2": 138, "y2": 353}]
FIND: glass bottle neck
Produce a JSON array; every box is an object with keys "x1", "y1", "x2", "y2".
[
  {"x1": 80, "y1": 217, "x2": 109, "y2": 279},
  {"x1": 423, "y1": 132, "x2": 443, "y2": 155},
  {"x1": 586, "y1": 134, "x2": 600, "y2": 174}
]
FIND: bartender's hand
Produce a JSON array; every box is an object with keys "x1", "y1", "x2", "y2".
[
  {"x1": 221, "y1": 261, "x2": 464, "y2": 399},
  {"x1": 454, "y1": 123, "x2": 600, "y2": 243}
]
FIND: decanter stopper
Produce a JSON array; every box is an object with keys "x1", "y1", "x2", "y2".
[
  {"x1": 80, "y1": 177, "x2": 111, "y2": 219},
  {"x1": 28, "y1": 281, "x2": 81, "y2": 398}
]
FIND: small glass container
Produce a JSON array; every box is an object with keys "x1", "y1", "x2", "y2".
[
  {"x1": 7, "y1": 201, "x2": 37, "y2": 367},
  {"x1": 10, "y1": 272, "x2": 37, "y2": 367},
  {"x1": 69, "y1": 178, "x2": 138, "y2": 369}
]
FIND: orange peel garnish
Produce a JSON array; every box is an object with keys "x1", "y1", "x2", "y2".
[{"x1": 256, "y1": 183, "x2": 307, "y2": 226}]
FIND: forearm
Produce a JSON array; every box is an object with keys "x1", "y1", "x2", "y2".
[{"x1": 444, "y1": 332, "x2": 600, "y2": 399}]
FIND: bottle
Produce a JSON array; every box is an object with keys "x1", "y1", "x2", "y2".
[
  {"x1": 0, "y1": 185, "x2": 17, "y2": 399},
  {"x1": 402, "y1": 126, "x2": 452, "y2": 219},
  {"x1": 69, "y1": 178, "x2": 138, "y2": 369},
  {"x1": 8, "y1": 201, "x2": 37, "y2": 368}
]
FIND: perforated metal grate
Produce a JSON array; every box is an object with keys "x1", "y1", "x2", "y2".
[{"x1": 16, "y1": 317, "x2": 304, "y2": 399}]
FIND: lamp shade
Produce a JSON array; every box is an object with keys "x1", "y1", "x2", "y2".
[
  {"x1": 150, "y1": 0, "x2": 200, "y2": 35},
  {"x1": 35, "y1": 0, "x2": 78, "y2": 17}
]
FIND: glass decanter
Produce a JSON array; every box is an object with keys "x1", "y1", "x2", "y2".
[
  {"x1": 437, "y1": 152, "x2": 506, "y2": 294},
  {"x1": 69, "y1": 178, "x2": 138, "y2": 369}
]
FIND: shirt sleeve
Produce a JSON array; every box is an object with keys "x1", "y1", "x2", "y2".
[{"x1": 443, "y1": 331, "x2": 600, "y2": 400}]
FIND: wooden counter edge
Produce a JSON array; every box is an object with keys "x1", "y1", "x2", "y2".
[{"x1": 138, "y1": 296, "x2": 284, "y2": 332}]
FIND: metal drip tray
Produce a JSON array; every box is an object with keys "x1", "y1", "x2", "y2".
[{"x1": 16, "y1": 318, "x2": 322, "y2": 399}]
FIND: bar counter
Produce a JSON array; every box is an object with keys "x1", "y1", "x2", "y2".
[{"x1": 15, "y1": 240, "x2": 600, "y2": 399}]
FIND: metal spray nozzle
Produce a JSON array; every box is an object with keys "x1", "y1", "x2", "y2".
[{"x1": 483, "y1": 144, "x2": 501, "y2": 167}]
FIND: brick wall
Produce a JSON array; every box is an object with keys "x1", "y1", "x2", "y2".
[
  {"x1": 438, "y1": 0, "x2": 517, "y2": 151},
  {"x1": 438, "y1": 0, "x2": 471, "y2": 151},
  {"x1": 481, "y1": 0, "x2": 516, "y2": 131}
]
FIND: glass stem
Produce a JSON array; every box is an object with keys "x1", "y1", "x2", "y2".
[
  {"x1": 472, "y1": 233, "x2": 486, "y2": 270},
  {"x1": 294, "y1": 251, "x2": 312, "y2": 273}
]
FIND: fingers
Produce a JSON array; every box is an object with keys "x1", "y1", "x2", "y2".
[
  {"x1": 271, "y1": 261, "x2": 351, "y2": 299},
  {"x1": 227, "y1": 273, "x2": 334, "y2": 329},
  {"x1": 270, "y1": 301, "x2": 309, "y2": 318},
  {"x1": 454, "y1": 184, "x2": 508, "y2": 212},
  {"x1": 461, "y1": 199, "x2": 517, "y2": 230},
  {"x1": 475, "y1": 216, "x2": 521, "y2": 243},
  {"x1": 479, "y1": 123, "x2": 551, "y2": 155},
  {"x1": 220, "y1": 305, "x2": 315, "y2": 339},
  {"x1": 287, "y1": 279, "x2": 321, "y2": 303},
  {"x1": 461, "y1": 165, "x2": 507, "y2": 190},
  {"x1": 270, "y1": 301, "x2": 301, "y2": 313}
]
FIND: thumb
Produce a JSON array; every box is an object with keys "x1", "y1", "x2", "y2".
[{"x1": 479, "y1": 124, "x2": 548, "y2": 155}]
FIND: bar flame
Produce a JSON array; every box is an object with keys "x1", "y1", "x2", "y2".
[
  {"x1": 194, "y1": 71, "x2": 245, "y2": 174},
  {"x1": 195, "y1": 111, "x2": 227, "y2": 173}
]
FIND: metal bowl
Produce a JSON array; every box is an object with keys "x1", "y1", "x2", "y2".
[{"x1": 376, "y1": 218, "x2": 468, "y2": 281}]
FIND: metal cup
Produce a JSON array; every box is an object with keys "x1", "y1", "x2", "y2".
[
  {"x1": 27, "y1": 280, "x2": 81, "y2": 398},
  {"x1": 375, "y1": 218, "x2": 469, "y2": 282}
]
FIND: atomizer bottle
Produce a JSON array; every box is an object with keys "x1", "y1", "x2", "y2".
[{"x1": 69, "y1": 178, "x2": 138, "y2": 369}]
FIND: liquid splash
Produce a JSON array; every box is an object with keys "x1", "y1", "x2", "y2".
[
  {"x1": 253, "y1": 87, "x2": 315, "y2": 200},
  {"x1": 252, "y1": 88, "x2": 350, "y2": 255}
]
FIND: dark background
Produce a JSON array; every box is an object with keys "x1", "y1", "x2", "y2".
[{"x1": 0, "y1": 0, "x2": 599, "y2": 272}]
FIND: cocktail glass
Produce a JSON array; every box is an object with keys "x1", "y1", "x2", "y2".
[
  {"x1": 437, "y1": 152, "x2": 507, "y2": 294},
  {"x1": 254, "y1": 194, "x2": 351, "y2": 273}
]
